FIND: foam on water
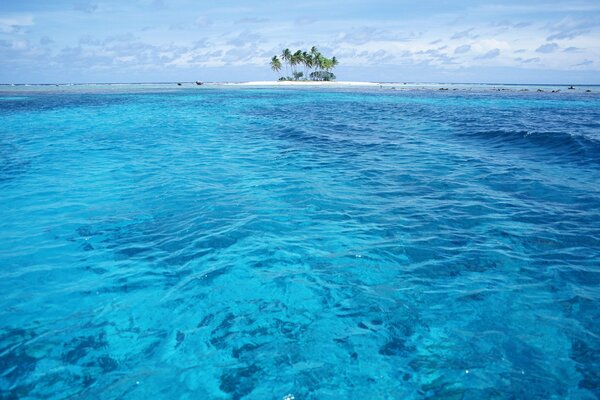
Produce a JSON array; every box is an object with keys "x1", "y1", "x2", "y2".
[{"x1": 0, "y1": 86, "x2": 599, "y2": 399}]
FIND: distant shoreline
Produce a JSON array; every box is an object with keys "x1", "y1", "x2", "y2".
[
  {"x1": 226, "y1": 81, "x2": 380, "y2": 87},
  {"x1": 2, "y1": 81, "x2": 600, "y2": 87},
  {"x1": 1, "y1": 82, "x2": 598, "y2": 94}
]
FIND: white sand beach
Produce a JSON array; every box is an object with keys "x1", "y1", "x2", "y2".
[{"x1": 227, "y1": 81, "x2": 380, "y2": 86}]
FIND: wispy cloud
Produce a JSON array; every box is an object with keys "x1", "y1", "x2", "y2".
[
  {"x1": 454, "y1": 44, "x2": 471, "y2": 54},
  {"x1": 73, "y1": 1, "x2": 98, "y2": 14},
  {"x1": 451, "y1": 28, "x2": 477, "y2": 40},
  {"x1": 477, "y1": 48, "x2": 500, "y2": 59},
  {"x1": 0, "y1": 14, "x2": 34, "y2": 33},
  {"x1": 536, "y1": 43, "x2": 559, "y2": 53},
  {"x1": 195, "y1": 16, "x2": 212, "y2": 27},
  {"x1": 516, "y1": 57, "x2": 540, "y2": 64},
  {"x1": 546, "y1": 17, "x2": 597, "y2": 40},
  {"x1": 563, "y1": 46, "x2": 581, "y2": 53},
  {"x1": 1, "y1": 0, "x2": 599, "y2": 83}
]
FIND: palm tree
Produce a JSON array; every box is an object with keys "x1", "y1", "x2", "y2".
[
  {"x1": 292, "y1": 50, "x2": 304, "y2": 72},
  {"x1": 271, "y1": 47, "x2": 339, "y2": 81},
  {"x1": 309, "y1": 47, "x2": 319, "y2": 75},
  {"x1": 316, "y1": 53, "x2": 325, "y2": 71},
  {"x1": 331, "y1": 56, "x2": 339, "y2": 69},
  {"x1": 291, "y1": 50, "x2": 303, "y2": 77},
  {"x1": 281, "y1": 48, "x2": 292, "y2": 78},
  {"x1": 270, "y1": 56, "x2": 282, "y2": 78},
  {"x1": 322, "y1": 57, "x2": 333, "y2": 72},
  {"x1": 302, "y1": 51, "x2": 312, "y2": 78}
]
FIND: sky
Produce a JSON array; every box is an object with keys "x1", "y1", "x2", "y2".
[{"x1": 1, "y1": 0, "x2": 599, "y2": 83}]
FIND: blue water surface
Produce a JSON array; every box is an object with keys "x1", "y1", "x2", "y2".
[{"x1": 0, "y1": 85, "x2": 599, "y2": 399}]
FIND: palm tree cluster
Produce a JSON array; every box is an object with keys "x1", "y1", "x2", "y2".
[{"x1": 270, "y1": 47, "x2": 339, "y2": 81}]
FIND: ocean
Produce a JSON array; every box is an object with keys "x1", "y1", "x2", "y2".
[{"x1": 1, "y1": 84, "x2": 599, "y2": 399}]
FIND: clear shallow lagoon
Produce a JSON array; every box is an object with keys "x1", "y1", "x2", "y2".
[{"x1": 0, "y1": 85, "x2": 599, "y2": 399}]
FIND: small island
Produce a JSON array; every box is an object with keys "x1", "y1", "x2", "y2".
[{"x1": 270, "y1": 47, "x2": 339, "y2": 81}]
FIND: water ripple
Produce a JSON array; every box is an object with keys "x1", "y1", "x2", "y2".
[{"x1": 0, "y1": 87, "x2": 599, "y2": 399}]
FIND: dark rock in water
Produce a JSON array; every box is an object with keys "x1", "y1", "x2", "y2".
[
  {"x1": 379, "y1": 337, "x2": 407, "y2": 356},
  {"x1": 195, "y1": 81, "x2": 203, "y2": 85},
  {"x1": 62, "y1": 333, "x2": 107, "y2": 364},
  {"x1": 568, "y1": 86, "x2": 575, "y2": 90},
  {"x1": 586, "y1": 89, "x2": 592, "y2": 93},
  {"x1": 0, "y1": 331, "x2": 38, "y2": 384},
  {"x1": 219, "y1": 364, "x2": 261, "y2": 399},
  {"x1": 232, "y1": 343, "x2": 260, "y2": 359},
  {"x1": 537, "y1": 89, "x2": 544, "y2": 92},
  {"x1": 177, "y1": 83, "x2": 182, "y2": 86},
  {"x1": 98, "y1": 355, "x2": 118, "y2": 372}
]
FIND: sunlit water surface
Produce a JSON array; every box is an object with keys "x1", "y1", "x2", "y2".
[{"x1": 1, "y1": 86, "x2": 599, "y2": 399}]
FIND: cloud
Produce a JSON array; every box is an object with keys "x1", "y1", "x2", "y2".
[
  {"x1": 39, "y1": 36, "x2": 54, "y2": 45},
  {"x1": 366, "y1": 49, "x2": 394, "y2": 63},
  {"x1": 536, "y1": 43, "x2": 559, "y2": 53},
  {"x1": 73, "y1": 1, "x2": 98, "y2": 14},
  {"x1": 546, "y1": 17, "x2": 596, "y2": 41},
  {"x1": 477, "y1": 48, "x2": 500, "y2": 59},
  {"x1": 0, "y1": 39, "x2": 30, "y2": 51},
  {"x1": 226, "y1": 30, "x2": 261, "y2": 47},
  {"x1": 195, "y1": 16, "x2": 212, "y2": 27},
  {"x1": 451, "y1": 28, "x2": 477, "y2": 40},
  {"x1": 454, "y1": 44, "x2": 471, "y2": 54},
  {"x1": 56, "y1": 39, "x2": 190, "y2": 71},
  {"x1": 337, "y1": 27, "x2": 416, "y2": 45},
  {"x1": 575, "y1": 60, "x2": 593, "y2": 66},
  {"x1": 513, "y1": 22, "x2": 532, "y2": 28},
  {"x1": 492, "y1": 20, "x2": 531, "y2": 28},
  {"x1": 192, "y1": 39, "x2": 209, "y2": 49},
  {"x1": 563, "y1": 46, "x2": 581, "y2": 53},
  {"x1": 519, "y1": 57, "x2": 540, "y2": 64},
  {"x1": 79, "y1": 35, "x2": 101, "y2": 45},
  {"x1": 0, "y1": 15, "x2": 34, "y2": 33}
]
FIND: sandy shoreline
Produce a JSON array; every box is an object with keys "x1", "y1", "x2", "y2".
[{"x1": 226, "y1": 81, "x2": 380, "y2": 87}]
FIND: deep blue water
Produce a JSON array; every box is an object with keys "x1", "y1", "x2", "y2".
[{"x1": 0, "y1": 86, "x2": 599, "y2": 399}]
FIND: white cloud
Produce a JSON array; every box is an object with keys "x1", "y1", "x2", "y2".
[
  {"x1": 477, "y1": 48, "x2": 500, "y2": 59},
  {"x1": 0, "y1": 15, "x2": 34, "y2": 33},
  {"x1": 454, "y1": 44, "x2": 471, "y2": 54},
  {"x1": 536, "y1": 43, "x2": 559, "y2": 53}
]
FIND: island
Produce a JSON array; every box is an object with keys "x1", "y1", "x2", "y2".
[{"x1": 270, "y1": 47, "x2": 339, "y2": 81}]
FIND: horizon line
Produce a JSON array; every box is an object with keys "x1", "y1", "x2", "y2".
[{"x1": 2, "y1": 81, "x2": 600, "y2": 86}]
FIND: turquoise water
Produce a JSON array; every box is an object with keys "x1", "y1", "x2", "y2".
[{"x1": 0, "y1": 86, "x2": 599, "y2": 399}]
